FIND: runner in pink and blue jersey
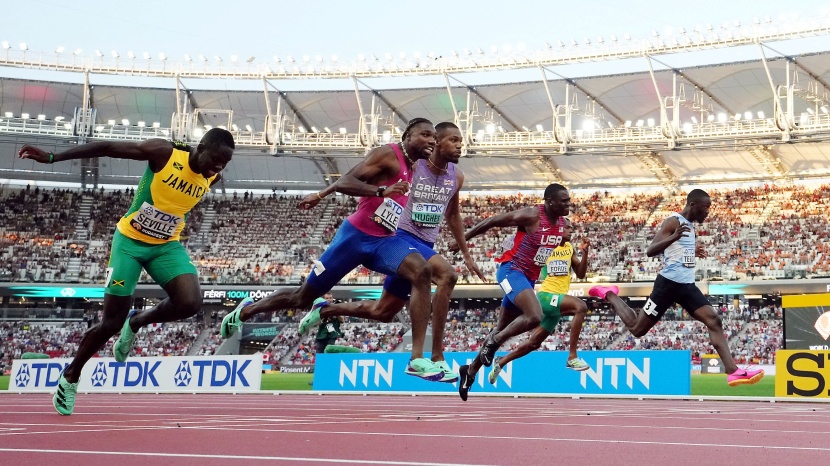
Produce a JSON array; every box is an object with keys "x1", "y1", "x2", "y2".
[{"x1": 220, "y1": 118, "x2": 445, "y2": 381}]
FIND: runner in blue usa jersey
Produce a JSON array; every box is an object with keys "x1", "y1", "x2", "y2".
[{"x1": 450, "y1": 183, "x2": 570, "y2": 400}]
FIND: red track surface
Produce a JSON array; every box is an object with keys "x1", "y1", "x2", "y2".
[{"x1": 1, "y1": 393, "x2": 829, "y2": 465}]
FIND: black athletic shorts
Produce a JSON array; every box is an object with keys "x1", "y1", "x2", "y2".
[{"x1": 643, "y1": 274, "x2": 710, "y2": 319}]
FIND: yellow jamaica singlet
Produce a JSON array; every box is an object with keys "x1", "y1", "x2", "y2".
[
  {"x1": 116, "y1": 143, "x2": 215, "y2": 244},
  {"x1": 538, "y1": 242, "x2": 574, "y2": 295}
]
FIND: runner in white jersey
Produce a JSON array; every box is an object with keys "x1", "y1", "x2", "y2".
[
  {"x1": 589, "y1": 189, "x2": 764, "y2": 387},
  {"x1": 296, "y1": 122, "x2": 485, "y2": 383}
]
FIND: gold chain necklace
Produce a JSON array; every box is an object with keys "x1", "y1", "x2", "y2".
[
  {"x1": 427, "y1": 157, "x2": 448, "y2": 174},
  {"x1": 399, "y1": 143, "x2": 415, "y2": 166}
]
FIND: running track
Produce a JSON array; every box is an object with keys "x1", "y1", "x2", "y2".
[{"x1": 1, "y1": 393, "x2": 829, "y2": 465}]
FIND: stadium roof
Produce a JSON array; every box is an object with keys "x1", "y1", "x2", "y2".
[{"x1": 1, "y1": 26, "x2": 830, "y2": 191}]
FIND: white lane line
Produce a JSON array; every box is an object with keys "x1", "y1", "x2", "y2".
[{"x1": 0, "y1": 448, "x2": 489, "y2": 465}]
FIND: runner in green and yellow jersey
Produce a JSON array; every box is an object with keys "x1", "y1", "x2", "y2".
[{"x1": 18, "y1": 128, "x2": 234, "y2": 415}]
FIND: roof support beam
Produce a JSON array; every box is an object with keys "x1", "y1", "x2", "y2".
[
  {"x1": 542, "y1": 66, "x2": 625, "y2": 125},
  {"x1": 648, "y1": 56, "x2": 736, "y2": 116},
  {"x1": 447, "y1": 75, "x2": 521, "y2": 131}
]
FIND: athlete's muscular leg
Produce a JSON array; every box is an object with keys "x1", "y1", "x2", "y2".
[
  {"x1": 688, "y1": 305, "x2": 739, "y2": 374},
  {"x1": 240, "y1": 282, "x2": 320, "y2": 321},
  {"x1": 495, "y1": 326, "x2": 550, "y2": 368},
  {"x1": 493, "y1": 289, "x2": 543, "y2": 345},
  {"x1": 63, "y1": 294, "x2": 131, "y2": 383},
  {"x1": 394, "y1": 252, "x2": 433, "y2": 359},
  {"x1": 467, "y1": 306, "x2": 520, "y2": 379},
  {"x1": 605, "y1": 291, "x2": 658, "y2": 337},
  {"x1": 560, "y1": 296, "x2": 588, "y2": 360},
  {"x1": 428, "y1": 255, "x2": 458, "y2": 362},
  {"x1": 319, "y1": 291, "x2": 406, "y2": 323},
  {"x1": 129, "y1": 274, "x2": 202, "y2": 330}
]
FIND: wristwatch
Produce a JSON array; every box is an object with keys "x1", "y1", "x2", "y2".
[{"x1": 376, "y1": 186, "x2": 386, "y2": 197}]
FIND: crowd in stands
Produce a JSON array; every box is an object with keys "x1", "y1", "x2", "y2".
[{"x1": 5, "y1": 183, "x2": 830, "y2": 285}]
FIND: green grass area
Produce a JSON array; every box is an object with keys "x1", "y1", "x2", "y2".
[
  {"x1": 691, "y1": 373, "x2": 774, "y2": 397},
  {"x1": 260, "y1": 372, "x2": 313, "y2": 390},
  {"x1": 0, "y1": 372, "x2": 775, "y2": 396}
]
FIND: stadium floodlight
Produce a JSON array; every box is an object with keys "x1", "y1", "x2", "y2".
[
  {"x1": 73, "y1": 48, "x2": 82, "y2": 55},
  {"x1": 199, "y1": 55, "x2": 207, "y2": 62},
  {"x1": 127, "y1": 51, "x2": 135, "y2": 59},
  {"x1": 1, "y1": 41, "x2": 9, "y2": 50},
  {"x1": 152, "y1": 122, "x2": 160, "y2": 128},
  {"x1": 521, "y1": 126, "x2": 529, "y2": 131},
  {"x1": 63, "y1": 123, "x2": 72, "y2": 130},
  {"x1": 137, "y1": 121, "x2": 145, "y2": 127},
  {"x1": 635, "y1": 120, "x2": 644, "y2": 127},
  {"x1": 214, "y1": 56, "x2": 222, "y2": 62},
  {"x1": 192, "y1": 127, "x2": 204, "y2": 138},
  {"x1": 744, "y1": 111, "x2": 752, "y2": 120},
  {"x1": 498, "y1": 126, "x2": 505, "y2": 133},
  {"x1": 204, "y1": 125, "x2": 213, "y2": 130},
  {"x1": 245, "y1": 125, "x2": 253, "y2": 132},
  {"x1": 107, "y1": 119, "x2": 116, "y2": 125},
  {"x1": 54, "y1": 116, "x2": 64, "y2": 122},
  {"x1": 806, "y1": 107, "x2": 814, "y2": 115},
  {"x1": 311, "y1": 126, "x2": 318, "y2": 133},
  {"x1": 324, "y1": 127, "x2": 331, "y2": 133},
  {"x1": 158, "y1": 53, "x2": 167, "y2": 61},
  {"x1": 582, "y1": 119, "x2": 594, "y2": 131},
  {"x1": 683, "y1": 123, "x2": 693, "y2": 133},
  {"x1": 298, "y1": 126, "x2": 306, "y2": 133},
  {"x1": 230, "y1": 55, "x2": 238, "y2": 63},
  {"x1": 800, "y1": 113, "x2": 809, "y2": 124},
  {"x1": 111, "y1": 50, "x2": 119, "y2": 58},
  {"x1": 37, "y1": 114, "x2": 45, "y2": 121},
  {"x1": 647, "y1": 118, "x2": 655, "y2": 127},
  {"x1": 121, "y1": 119, "x2": 130, "y2": 126},
  {"x1": 339, "y1": 127, "x2": 347, "y2": 134},
  {"x1": 247, "y1": 56, "x2": 255, "y2": 63},
  {"x1": 691, "y1": 116, "x2": 698, "y2": 124},
  {"x1": 734, "y1": 113, "x2": 741, "y2": 121},
  {"x1": 624, "y1": 120, "x2": 632, "y2": 127},
  {"x1": 95, "y1": 125, "x2": 104, "y2": 131},
  {"x1": 143, "y1": 52, "x2": 151, "y2": 60},
  {"x1": 486, "y1": 124, "x2": 496, "y2": 134},
  {"x1": 19, "y1": 43, "x2": 28, "y2": 51},
  {"x1": 94, "y1": 49, "x2": 103, "y2": 57},
  {"x1": 183, "y1": 54, "x2": 192, "y2": 62},
  {"x1": 55, "y1": 46, "x2": 64, "y2": 54},
  {"x1": 3, "y1": 112, "x2": 12, "y2": 118},
  {"x1": 382, "y1": 130, "x2": 391, "y2": 142},
  {"x1": 707, "y1": 114, "x2": 715, "y2": 122},
  {"x1": 21, "y1": 113, "x2": 30, "y2": 119},
  {"x1": 717, "y1": 113, "x2": 727, "y2": 123},
  {"x1": 757, "y1": 111, "x2": 765, "y2": 119},
  {"x1": 535, "y1": 124, "x2": 544, "y2": 132},
  {"x1": 231, "y1": 124, "x2": 239, "y2": 131},
  {"x1": 821, "y1": 106, "x2": 829, "y2": 114}
]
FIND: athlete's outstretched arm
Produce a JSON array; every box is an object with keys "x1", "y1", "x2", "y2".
[
  {"x1": 299, "y1": 145, "x2": 408, "y2": 209},
  {"x1": 444, "y1": 168, "x2": 486, "y2": 280},
  {"x1": 462, "y1": 206, "x2": 538, "y2": 243},
  {"x1": 571, "y1": 237, "x2": 590, "y2": 279},
  {"x1": 646, "y1": 217, "x2": 690, "y2": 257},
  {"x1": 18, "y1": 139, "x2": 172, "y2": 166}
]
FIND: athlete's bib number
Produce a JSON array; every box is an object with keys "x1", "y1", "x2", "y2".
[
  {"x1": 643, "y1": 298, "x2": 659, "y2": 317},
  {"x1": 534, "y1": 247, "x2": 554, "y2": 266},
  {"x1": 547, "y1": 260, "x2": 569, "y2": 276},
  {"x1": 129, "y1": 202, "x2": 183, "y2": 240},
  {"x1": 683, "y1": 248, "x2": 695, "y2": 268},
  {"x1": 372, "y1": 199, "x2": 404, "y2": 232},
  {"x1": 412, "y1": 202, "x2": 444, "y2": 227}
]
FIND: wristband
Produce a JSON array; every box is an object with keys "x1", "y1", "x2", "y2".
[
  {"x1": 316, "y1": 192, "x2": 324, "y2": 200},
  {"x1": 48, "y1": 153, "x2": 55, "y2": 164},
  {"x1": 376, "y1": 186, "x2": 386, "y2": 197}
]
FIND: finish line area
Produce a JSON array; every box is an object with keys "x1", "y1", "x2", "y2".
[{"x1": 1, "y1": 393, "x2": 829, "y2": 465}]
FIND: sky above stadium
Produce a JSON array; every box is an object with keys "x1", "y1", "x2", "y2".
[{"x1": 2, "y1": 0, "x2": 830, "y2": 89}]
